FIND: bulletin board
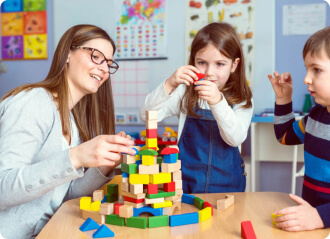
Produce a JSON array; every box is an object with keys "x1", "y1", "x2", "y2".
[
  {"x1": 185, "y1": 0, "x2": 255, "y2": 88},
  {"x1": 1, "y1": 0, "x2": 48, "y2": 60}
]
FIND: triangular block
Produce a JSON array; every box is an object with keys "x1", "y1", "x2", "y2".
[
  {"x1": 93, "y1": 224, "x2": 115, "y2": 238},
  {"x1": 79, "y1": 217, "x2": 100, "y2": 232}
]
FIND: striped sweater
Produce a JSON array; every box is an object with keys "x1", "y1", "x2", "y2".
[{"x1": 274, "y1": 102, "x2": 330, "y2": 228}]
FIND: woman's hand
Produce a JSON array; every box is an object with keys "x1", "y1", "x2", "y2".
[
  {"x1": 70, "y1": 134, "x2": 135, "y2": 170},
  {"x1": 268, "y1": 71, "x2": 293, "y2": 105},
  {"x1": 194, "y1": 80, "x2": 222, "y2": 105},
  {"x1": 165, "y1": 65, "x2": 199, "y2": 94},
  {"x1": 273, "y1": 194, "x2": 324, "y2": 232}
]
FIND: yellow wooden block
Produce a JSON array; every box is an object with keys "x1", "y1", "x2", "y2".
[
  {"x1": 271, "y1": 213, "x2": 283, "y2": 226},
  {"x1": 91, "y1": 201, "x2": 101, "y2": 211},
  {"x1": 150, "y1": 172, "x2": 171, "y2": 184},
  {"x1": 80, "y1": 197, "x2": 91, "y2": 210},
  {"x1": 146, "y1": 138, "x2": 157, "y2": 148},
  {"x1": 152, "y1": 200, "x2": 172, "y2": 209},
  {"x1": 129, "y1": 173, "x2": 149, "y2": 184},
  {"x1": 198, "y1": 207, "x2": 212, "y2": 222},
  {"x1": 142, "y1": 155, "x2": 155, "y2": 166}
]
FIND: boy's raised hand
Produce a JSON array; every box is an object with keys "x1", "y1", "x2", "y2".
[
  {"x1": 268, "y1": 71, "x2": 293, "y2": 105},
  {"x1": 194, "y1": 80, "x2": 222, "y2": 105},
  {"x1": 273, "y1": 194, "x2": 324, "y2": 232},
  {"x1": 165, "y1": 65, "x2": 199, "y2": 94}
]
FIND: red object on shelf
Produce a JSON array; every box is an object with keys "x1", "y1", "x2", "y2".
[{"x1": 195, "y1": 73, "x2": 207, "y2": 81}]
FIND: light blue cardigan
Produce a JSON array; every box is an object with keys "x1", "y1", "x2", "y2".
[{"x1": 0, "y1": 88, "x2": 113, "y2": 238}]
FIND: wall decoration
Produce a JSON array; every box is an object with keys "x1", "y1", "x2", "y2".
[
  {"x1": 1, "y1": 0, "x2": 47, "y2": 60},
  {"x1": 185, "y1": 0, "x2": 255, "y2": 87},
  {"x1": 114, "y1": 0, "x2": 167, "y2": 60}
]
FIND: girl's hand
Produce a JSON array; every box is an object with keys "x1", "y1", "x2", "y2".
[
  {"x1": 268, "y1": 71, "x2": 293, "y2": 105},
  {"x1": 274, "y1": 194, "x2": 324, "y2": 232},
  {"x1": 165, "y1": 65, "x2": 199, "y2": 94},
  {"x1": 70, "y1": 135, "x2": 135, "y2": 169},
  {"x1": 194, "y1": 80, "x2": 222, "y2": 105},
  {"x1": 117, "y1": 131, "x2": 132, "y2": 140}
]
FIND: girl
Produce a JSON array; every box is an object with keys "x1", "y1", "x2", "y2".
[
  {"x1": 140, "y1": 22, "x2": 253, "y2": 193},
  {"x1": 0, "y1": 24, "x2": 135, "y2": 238}
]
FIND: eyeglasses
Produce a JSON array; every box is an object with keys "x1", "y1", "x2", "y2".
[{"x1": 71, "y1": 46, "x2": 119, "y2": 74}]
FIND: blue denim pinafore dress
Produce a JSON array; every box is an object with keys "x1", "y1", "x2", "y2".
[{"x1": 178, "y1": 106, "x2": 246, "y2": 193}]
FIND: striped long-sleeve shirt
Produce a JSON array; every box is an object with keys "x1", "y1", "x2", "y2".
[{"x1": 274, "y1": 102, "x2": 330, "y2": 228}]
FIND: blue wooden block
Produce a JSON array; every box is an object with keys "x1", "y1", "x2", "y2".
[
  {"x1": 93, "y1": 224, "x2": 114, "y2": 238},
  {"x1": 133, "y1": 206, "x2": 163, "y2": 217},
  {"x1": 182, "y1": 193, "x2": 195, "y2": 205},
  {"x1": 122, "y1": 172, "x2": 129, "y2": 178},
  {"x1": 79, "y1": 217, "x2": 100, "y2": 232},
  {"x1": 169, "y1": 212, "x2": 199, "y2": 227},
  {"x1": 163, "y1": 154, "x2": 177, "y2": 164},
  {"x1": 101, "y1": 195, "x2": 106, "y2": 204}
]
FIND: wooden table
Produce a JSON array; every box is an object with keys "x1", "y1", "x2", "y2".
[{"x1": 37, "y1": 192, "x2": 330, "y2": 239}]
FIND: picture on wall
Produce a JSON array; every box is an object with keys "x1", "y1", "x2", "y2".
[{"x1": 1, "y1": 0, "x2": 48, "y2": 60}]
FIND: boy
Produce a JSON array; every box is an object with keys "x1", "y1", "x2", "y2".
[{"x1": 268, "y1": 26, "x2": 330, "y2": 231}]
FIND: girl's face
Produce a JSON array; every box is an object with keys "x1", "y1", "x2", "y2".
[
  {"x1": 194, "y1": 44, "x2": 240, "y2": 89},
  {"x1": 304, "y1": 49, "x2": 330, "y2": 112},
  {"x1": 66, "y1": 38, "x2": 113, "y2": 101}
]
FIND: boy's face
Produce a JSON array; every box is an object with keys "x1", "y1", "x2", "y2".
[{"x1": 304, "y1": 49, "x2": 330, "y2": 112}]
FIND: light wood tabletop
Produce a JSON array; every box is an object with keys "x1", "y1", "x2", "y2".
[{"x1": 37, "y1": 192, "x2": 330, "y2": 239}]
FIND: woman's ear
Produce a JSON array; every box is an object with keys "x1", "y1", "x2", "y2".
[{"x1": 231, "y1": 58, "x2": 240, "y2": 73}]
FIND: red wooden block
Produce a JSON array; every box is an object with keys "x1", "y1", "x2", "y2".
[
  {"x1": 124, "y1": 196, "x2": 144, "y2": 204},
  {"x1": 203, "y1": 202, "x2": 213, "y2": 216},
  {"x1": 114, "y1": 203, "x2": 123, "y2": 215},
  {"x1": 146, "y1": 129, "x2": 158, "y2": 138},
  {"x1": 163, "y1": 181, "x2": 175, "y2": 192},
  {"x1": 241, "y1": 221, "x2": 256, "y2": 239},
  {"x1": 147, "y1": 184, "x2": 158, "y2": 194},
  {"x1": 195, "y1": 73, "x2": 207, "y2": 81}
]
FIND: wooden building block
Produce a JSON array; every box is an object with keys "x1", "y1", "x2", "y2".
[
  {"x1": 241, "y1": 221, "x2": 257, "y2": 239},
  {"x1": 133, "y1": 206, "x2": 163, "y2": 217},
  {"x1": 148, "y1": 215, "x2": 169, "y2": 228},
  {"x1": 141, "y1": 155, "x2": 156, "y2": 166},
  {"x1": 203, "y1": 202, "x2": 214, "y2": 216},
  {"x1": 129, "y1": 183, "x2": 143, "y2": 194},
  {"x1": 163, "y1": 154, "x2": 178, "y2": 164},
  {"x1": 119, "y1": 205, "x2": 134, "y2": 218},
  {"x1": 91, "y1": 201, "x2": 101, "y2": 211},
  {"x1": 198, "y1": 207, "x2": 212, "y2": 222},
  {"x1": 146, "y1": 128, "x2": 158, "y2": 138},
  {"x1": 105, "y1": 214, "x2": 125, "y2": 226},
  {"x1": 164, "y1": 195, "x2": 181, "y2": 202},
  {"x1": 172, "y1": 170, "x2": 182, "y2": 181},
  {"x1": 147, "y1": 190, "x2": 175, "y2": 199},
  {"x1": 93, "y1": 224, "x2": 115, "y2": 238},
  {"x1": 174, "y1": 180, "x2": 182, "y2": 190},
  {"x1": 107, "y1": 184, "x2": 119, "y2": 195},
  {"x1": 170, "y1": 201, "x2": 181, "y2": 215},
  {"x1": 122, "y1": 177, "x2": 128, "y2": 183},
  {"x1": 82, "y1": 210, "x2": 105, "y2": 224},
  {"x1": 139, "y1": 164, "x2": 159, "y2": 175},
  {"x1": 105, "y1": 194, "x2": 118, "y2": 203},
  {"x1": 146, "y1": 138, "x2": 158, "y2": 148},
  {"x1": 126, "y1": 216, "x2": 147, "y2": 229},
  {"x1": 175, "y1": 189, "x2": 183, "y2": 197},
  {"x1": 123, "y1": 154, "x2": 136, "y2": 164},
  {"x1": 114, "y1": 203, "x2": 123, "y2": 215},
  {"x1": 144, "y1": 197, "x2": 165, "y2": 205},
  {"x1": 124, "y1": 201, "x2": 145, "y2": 208},
  {"x1": 194, "y1": 197, "x2": 204, "y2": 210},
  {"x1": 163, "y1": 181, "x2": 176, "y2": 192},
  {"x1": 182, "y1": 193, "x2": 195, "y2": 205},
  {"x1": 217, "y1": 195, "x2": 234, "y2": 210},
  {"x1": 169, "y1": 212, "x2": 199, "y2": 227},
  {"x1": 79, "y1": 217, "x2": 100, "y2": 232},
  {"x1": 99, "y1": 203, "x2": 114, "y2": 215},
  {"x1": 271, "y1": 213, "x2": 283, "y2": 226},
  {"x1": 121, "y1": 163, "x2": 138, "y2": 175},
  {"x1": 118, "y1": 195, "x2": 124, "y2": 204},
  {"x1": 163, "y1": 207, "x2": 171, "y2": 216},
  {"x1": 146, "y1": 111, "x2": 158, "y2": 120},
  {"x1": 149, "y1": 172, "x2": 171, "y2": 184},
  {"x1": 121, "y1": 181, "x2": 129, "y2": 192},
  {"x1": 161, "y1": 160, "x2": 181, "y2": 173},
  {"x1": 93, "y1": 190, "x2": 104, "y2": 202},
  {"x1": 146, "y1": 119, "x2": 158, "y2": 129},
  {"x1": 147, "y1": 183, "x2": 158, "y2": 194},
  {"x1": 152, "y1": 200, "x2": 172, "y2": 209},
  {"x1": 124, "y1": 196, "x2": 144, "y2": 204},
  {"x1": 80, "y1": 197, "x2": 91, "y2": 210},
  {"x1": 120, "y1": 190, "x2": 146, "y2": 200},
  {"x1": 129, "y1": 173, "x2": 149, "y2": 185}
]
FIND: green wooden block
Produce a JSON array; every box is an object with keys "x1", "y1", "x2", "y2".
[
  {"x1": 105, "y1": 214, "x2": 125, "y2": 226},
  {"x1": 107, "y1": 184, "x2": 119, "y2": 195},
  {"x1": 194, "y1": 197, "x2": 204, "y2": 210},
  {"x1": 106, "y1": 194, "x2": 118, "y2": 203},
  {"x1": 126, "y1": 216, "x2": 147, "y2": 229},
  {"x1": 146, "y1": 190, "x2": 175, "y2": 199},
  {"x1": 157, "y1": 156, "x2": 163, "y2": 166},
  {"x1": 148, "y1": 215, "x2": 169, "y2": 228},
  {"x1": 121, "y1": 163, "x2": 137, "y2": 174}
]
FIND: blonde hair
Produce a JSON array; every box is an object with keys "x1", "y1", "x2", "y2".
[{"x1": 1, "y1": 24, "x2": 116, "y2": 142}]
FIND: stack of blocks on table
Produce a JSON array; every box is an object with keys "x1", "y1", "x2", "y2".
[{"x1": 79, "y1": 111, "x2": 213, "y2": 230}]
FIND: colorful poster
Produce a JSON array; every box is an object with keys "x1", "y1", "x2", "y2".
[
  {"x1": 1, "y1": 0, "x2": 47, "y2": 60},
  {"x1": 185, "y1": 0, "x2": 255, "y2": 87},
  {"x1": 115, "y1": 0, "x2": 167, "y2": 60}
]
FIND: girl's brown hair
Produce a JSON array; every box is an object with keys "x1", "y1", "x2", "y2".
[
  {"x1": 303, "y1": 26, "x2": 330, "y2": 60},
  {"x1": 1, "y1": 24, "x2": 116, "y2": 142},
  {"x1": 180, "y1": 22, "x2": 252, "y2": 116}
]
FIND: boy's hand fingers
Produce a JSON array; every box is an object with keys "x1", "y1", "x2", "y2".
[{"x1": 289, "y1": 194, "x2": 308, "y2": 205}]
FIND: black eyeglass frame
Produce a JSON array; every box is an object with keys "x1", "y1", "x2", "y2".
[{"x1": 70, "y1": 46, "x2": 119, "y2": 74}]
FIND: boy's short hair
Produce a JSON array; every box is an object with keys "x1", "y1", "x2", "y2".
[{"x1": 303, "y1": 26, "x2": 330, "y2": 59}]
